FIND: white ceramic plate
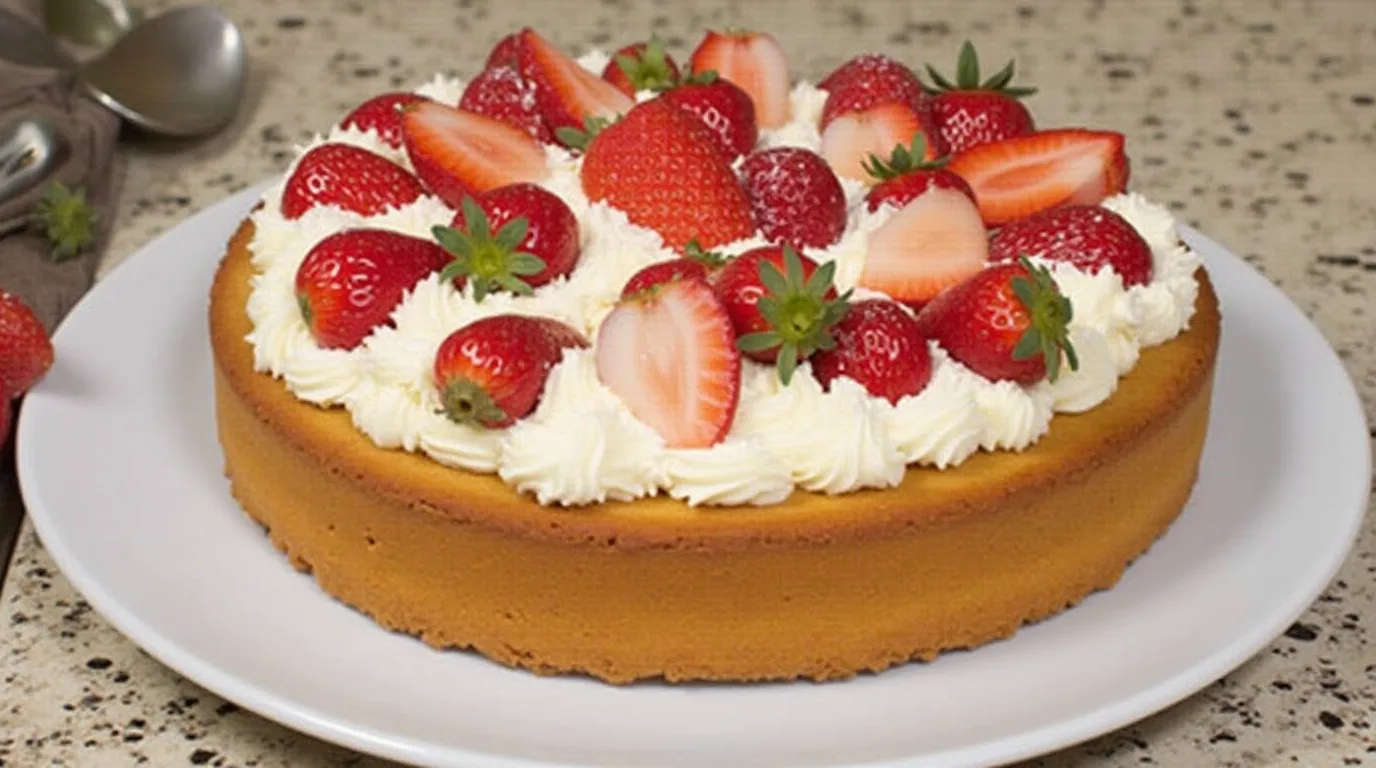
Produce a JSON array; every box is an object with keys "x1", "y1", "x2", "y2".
[{"x1": 17, "y1": 184, "x2": 1371, "y2": 768}]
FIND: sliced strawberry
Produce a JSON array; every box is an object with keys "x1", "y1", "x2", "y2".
[
  {"x1": 596, "y1": 278, "x2": 741, "y2": 449},
  {"x1": 486, "y1": 33, "x2": 524, "y2": 69},
  {"x1": 989, "y1": 204, "x2": 1153, "y2": 286},
  {"x1": 517, "y1": 28, "x2": 634, "y2": 142},
  {"x1": 621, "y1": 243, "x2": 726, "y2": 297},
  {"x1": 433, "y1": 186, "x2": 581, "y2": 299},
  {"x1": 459, "y1": 65, "x2": 553, "y2": 144},
  {"x1": 400, "y1": 101, "x2": 550, "y2": 208},
  {"x1": 0, "y1": 292, "x2": 54, "y2": 396},
  {"x1": 688, "y1": 29, "x2": 791, "y2": 130},
  {"x1": 739, "y1": 146, "x2": 847, "y2": 249},
  {"x1": 859, "y1": 185, "x2": 988, "y2": 309},
  {"x1": 863, "y1": 134, "x2": 975, "y2": 212},
  {"x1": 602, "y1": 37, "x2": 681, "y2": 96},
  {"x1": 339, "y1": 92, "x2": 431, "y2": 148},
  {"x1": 659, "y1": 74, "x2": 758, "y2": 161},
  {"x1": 945, "y1": 129, "x2": 1129, "y2": 226},
  {"x1": 811, "y1": 299, "x2": 933, "y2": 404},
  {"x1": 281, "y1": 144, "x2": 424, "y2": 219},
  {"x1": 819, "y1": 54, "x2": 928, "y2": 130},
  {"x1": 819, "y1": 101, "x2": 939, "y2": 182}
]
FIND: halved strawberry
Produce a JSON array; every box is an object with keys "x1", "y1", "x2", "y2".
[
  {"x1": 517, "y1": 28, "x2": 634, "y2": 142},
  {"x1": 339, "y1": 92, "x2": 431, "y2": 148},
  {"x1": 458, "y1": 65, "x2": 553, "y2": 144},
  {"x1": 602, "y1": 37, "x2": 681, "y2": 96},
  {"x1": 819, "y1": 101, "x2": 940, "y2": 182},
  {"x1": 620, "y1": 243, "x2": 726, "y2": 297},
  {"x1": 688, "y1": 29, "x2": 791, "y2": 130},
  {"x1": 400, "y1": 101, "x2": 550, "y2": 208},
  {"x1": 989, "y1": 204, "x2": 1153, "y2": 286},
  {"x1": 945, "y1": 129, "x2": 1129, "y2": 226},
  {"x1": 596, "y1": 278, "x2": 741, "y2": 449},
  {"x1": 281, "y1": 144, "x2": 424, "y2": 219},
  {"x1": 859, "y1": 185, "x2": 988, "y2": 309},
  {"x1": 819, "y1": 54, "x2": 928, "y2": 130}
]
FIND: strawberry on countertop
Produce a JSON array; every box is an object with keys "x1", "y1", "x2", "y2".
[
  {"x1": 915, "y1": 258, "x2": 1079, "y2": 385},
  {"x1": 433, "y1": 314, "x2": 588, "y2": 429},
  {"x1": 811, "y1": 299, "x2": 933, "y2": 404},
  {"x1": 660, "y1": 72, "x2": 758, "y2": 161},
  {"x1": 989, "y1": 204, "x2": 1153, "y2": 287},
  {"x1": 596, "y1": 277, "x2": 741, "y2": 449},
  {"x1": 432, "y1": 186, "x2": 580, "y2": 300},
  {"x1": 739, "y1": 146, "x2": 847, "y2": 250},
  {"x1": 945, "y1": 128, "x2": 1130, "y2": 227},
  {"x1": 295, "y1": 229, "x2": 450, "y2": 350},
  {"x1": 280, "y1": 144, "x2": 424, "y2": 220},
  {"x1": 922, "y1": 41, "x2": 1037, "y2": 154},
  {"x1": 577, "y1": 98, "x2": 755, "y2": 251},
  {"x1": 620, "y1": 242, "x2": 726, "y2": 297},
  {"x1": 863, "y1": 133, "x2": 975, "y2": 212},
  {"x1": 0, "y1": 291, "x2": 54, "y2": 396},
  {"x1": 517, "y1": 27, "x2": 634, "y2": 143},
  {"x1": 339, "y1": 92, "x2": 431, "y2": 149},
  {"x1": 712, "y1": 245, "x2": 850, "y2": 385},
  {"x1": 459, "y1": 65, "x2": 553, "y2": 144},
  {"x1": 689, "y1": 28, "x2": 792, "y2": 130},
  {"x1": 602, "y1": 37, "x2": 681, "y2": 96},
  {"x1": 400, "y1": 100, "x2": 550, "y2": 209}
]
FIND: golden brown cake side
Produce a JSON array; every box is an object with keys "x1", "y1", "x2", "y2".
[{"x1": 210, "y1": 220, "x2": 1221, "y2": 683}]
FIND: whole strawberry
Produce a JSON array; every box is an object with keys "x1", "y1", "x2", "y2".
[
  {"x1": 579, "y1": 99, "x2": 755, "y2": 250},
  {"x1": 295, "y1": 229, "x2": 450, "y2": 350},
  {"x1": 432, "y1": 185, "x2": 580, "y2": 301},
  {"x1": 739, "y1": 147, "x2": 847, "y2": 250},
  {"x1": 433, "y1": 314, "x2": 587, "y2": 429},
  {"x1": 922, "y1": 41, "x2": 1037, "y2": 154},
  {"x1": 817, "y1": 53, "x2": 945, "y2": 182},
  {"x1": 281, "y1": 144, "x2": 424, "y2": 219},
  {"x1": 620, "y1": 242, "x2": 726, "y2": 297},
  {"x1": 915, "y1": 258, "x2": 1078, "y2": 385},
  {"x1": 602, "y1": 37, "x2": 681, "y2": 96},
  {"x1": 0, "y1": 292, "x2": 54, "y2": 396},
  {"x1": 339, "y1": 92, "x2": 431, "y2": 148},
  {"x1": 862, "y1": 134, "x2": 975, "y2": 212},
  {"x1": 988, "y1": 204, "x2": 1153, "y2": 286},
  {"x1": 712, "y1": 245, "x2": 849, "y2": 384},
  {"x1": 812, "y1": 299, "x2": 932, "y2": 404},
  {"x1": 660, "y1": 72, "x2": 758, "y2": 161},
  {"x1": 459, "y1": 65, "x2": 553, "y2": 144}
]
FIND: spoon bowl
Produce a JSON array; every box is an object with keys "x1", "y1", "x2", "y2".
[{"x1": 79, "y1": 5, "x2": 246, "y2": 138}]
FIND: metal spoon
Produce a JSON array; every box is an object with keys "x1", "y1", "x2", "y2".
[
  {"x1": 43, "y1": 0, "x2": 134, "y2": 49},
  {"x1": 0, "y1": 117, "x2": 68, "y2": 234},
  {"x1": 79, "y1": 5, "x2": 247, "y2": 138}
]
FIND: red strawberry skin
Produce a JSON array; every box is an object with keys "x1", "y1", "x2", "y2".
[
  {"x1": 294, "y1": 229, "x2": 450, "y2": 350},
  {"x1": 660, "y1": 79, "x2": 758, "y2": 161},
  {"x1": 602, "y1": 41, "x2": 681, "y2": 96},
  {"x1": 811, "y1": 299, "x2": 932, "y2": 404},
  {"x1": 621, "y1": 258, "x2": 711, "y2": 297},
  {"x1": 915, "y1": 262, "x2": 1053, "y2": 384},
  {"x1": 487, "y1": 33, "x2": 523, "y2": 69},
  {"x1": 517, "y1": 27, "x2": 633, "y2": 138},
  {"x1": 459, "y1": 66, "x2": 553, "y2": 144},
  {"x1": 688, "y1": 29, "x2": 792, "y2": 130},
  {"x1": 819, "y1": 54, "x2": 928, "y2": 130},
  {"x1": 933, "y1": 91, "x2": 1035, "y2": 154},
  {"x1": 866, "y1": 167, "x2": 975, "y2": 212},
  {"x1": 712, "y1": 245, "x2": 833, "y2": 363},
  {"x1": 339, "y1": 92, "x2": 430, "y2": 148},
  {"x1": 989, "y1": 204, "x2": 1153, "y2": 286},
  {"x1": 739, "y1": 147, "x2": 847, "y2": 249},
  {"x1": 0, "y1": 292, "x2": 54, "y2": 395},
  {"x1": 580, "y1": 99, "x2": 756, "y2": 250},
  {"x1": 464, "y1": 182, "x2": 581, "y2": 287},
  {"x1": 281, "y1": 144, "x2": 424, "y2": 219}
]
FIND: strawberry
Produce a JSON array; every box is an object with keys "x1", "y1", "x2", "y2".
[
  {"x1": 579, "y1": 99, "x2": 755, "y2": 250},
  {"x1": 620, "y1": 243, "x2": 726, "y2": 297},
  {"x1": 820, "y1": 101, "x2": 942, "y2": 183},
  {"x1": 486, "y1": 33, "x2": 524, "y2": 69},
  {"x1": 400, "y1": 100, "x2": 550, "y2": 208},
  {"x1": 819, "y1": 53, "x2": 927, "y2": 129},
  {"x1": 0, "y1": 396, "x2": 10, "y2": 448},
  {"x1": 988, "y1": 204, "x2": 1153, "y2": 287},
  {"x1": 859, "y1": 183, "x2": 988, "y2": 309},
  {"x1": 739, "y1": 146, "x2": 847, "y2": 249},
  {"x1": 280, "y1": 144, "x2": 424, "y2": 219},
  {"x1": 915, "y1": 258, "x2": 1078, "y2": 385},
  {"x1": 712, "y1": 245, "x2": 849, "y2": 384},
  {"x1": 688, "y1": 29, "x2": 791, "y2": 130},
  {"x1": 596, "y1": 278, "x2": 740, "y2": 448},
  {"x1": 862, "y1": 134, "x2": 975, "y2": 212},
  {"x1": 602, "y1": 37, "x2": 681, "y2": 96},
  {"x1": 922, "y1": 41, "x2": 1037, "y2": 154},
  {"x1": 432, "y1": 186, "x2": 580, "y2": 300},
  {"x1": 811, "y1": 299, "x2": 933, "y2": 404},
  {"x1": 458, "y1": 65, "x2": 553, "y2": 144},
  {"x1": 659, "y1": 73, "x2": 758, "y2": 161},
  {"x1": 0, "y1": 292, "x2": 54, "y2": 396},
  {"x1": 294, "y1": 229, "x2": 450, "y2": 350},
  {"x1": 945, "y1": 129, "x2": 1130, "y2": 227},
  {"x1": 433, "y1": 314, "x2": 587, "y2": 429},
  {"x1": 517, "y1": 28, "x2": 634, "y2": 142},
  {"x1": 339, "y1": 92, "x2": 431, "y2": 148}
]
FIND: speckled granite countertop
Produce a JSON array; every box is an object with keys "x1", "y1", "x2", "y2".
[{"x1": 2, "y1": 0, "x2": 1373, "y2": 765}]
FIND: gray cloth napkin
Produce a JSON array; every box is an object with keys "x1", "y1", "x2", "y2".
[{"x1": 1, "y1": 0, "x2": 121, "y2": 574}]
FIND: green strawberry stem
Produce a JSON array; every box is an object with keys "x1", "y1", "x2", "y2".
[
  {"x1": 737, "y1": 245, "x2": 851, "y2": 386},
  {"x1": 555, "y1": 115, "x2": 613, "y2": 152},
  {"x1": 861, "y1": 133, "x2": 949, "y2": 181},
  {"x1": 615, "y1": 35, "x2": 679, "y2": 92},
  {"x1": 437, "y1": 377, "x2": 509, "y2": 428},
  {"x1": 33, "y1": 181, "x2": 98, "y2": 262},
  {"x1": 923, "y1": 40, "x2": 1037, "y2": 99},
  {"x1": 683, "y1": 239, "x2": 727, "y2": 268},
  {"x1": 432, "y1": 197, "x2": 546, "y2": 302},
  {"x1": 1009, "y1": 255, "x2": 1079, "y2": 382}
]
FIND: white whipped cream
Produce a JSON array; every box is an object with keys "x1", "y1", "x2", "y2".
[{"x1": 241, "y1": 66, "x2": 1202, "y2": 508}]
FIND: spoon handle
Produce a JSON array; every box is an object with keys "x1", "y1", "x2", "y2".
[{"x1": 0, "y1": 117, "x2": 68, "y2": 207}]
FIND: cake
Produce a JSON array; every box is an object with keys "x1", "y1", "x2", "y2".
[{"x1": 209, "y1": 29, "x2": 1221, "y2": 683}]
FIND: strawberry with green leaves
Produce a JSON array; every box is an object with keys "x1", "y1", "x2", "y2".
[
  {"x1": 433, "y1": 314, "x2": 587, "y2": 429},
  {"x1": 915, "y1": 257, "x2": 1078, "y2": 385},
  {"x1": 923, "y1": 41, "x2": 1037, "y2": 154},
  {"x1": 432, "y1": 184, "x2": 580, "y2": 301},
  {"x1": 818, "y1": 53, "x2": 944, "y2": 182},
  {"x1": 811, "y1": 299, "x2": 933, "y2": 404},
  {"x1": 602, "y1": 37, "x2": 681, "y2": 96},
  {"x1": 0, "y1": 291, "x2": 54, "y2": 396},
  {"x1": 712, "y1": 245, "x2": 850, "y2": 385},
  {"x1": 862, "y1": 134, "x2": 975, "y2": 212},
  {"x1": 620, "y1": 242, "x2": 726, "y2": 297}
]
